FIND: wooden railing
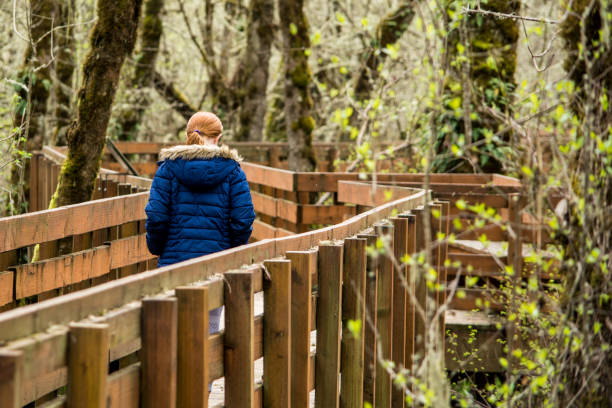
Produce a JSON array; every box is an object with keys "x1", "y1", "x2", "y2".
[
  {"x1": 97, "y1": 141, "x2": 412, "y2": 176},
  {"x1": 0, "y1": 188, "x2": 453, "y2": 408},
  {"x1": 0, "y1": 142, "x2": 559, "y2": 407},
  {"x1": 0, "y1": 148, "x2": 156, "y2": 310}
]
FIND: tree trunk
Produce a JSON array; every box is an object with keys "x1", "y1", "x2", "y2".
[
  {"x1": 433, "y1": 0, "x2": 520, "y2": 173},
  {"x1": 8, "y1": 0, "x2": 56, "y2": 214},
  {"x1": 115, "y1": 0, "x2": 165, "y2": 140},
  {"x1": 233, "y1": 0, "x2": 275, "y2": 141},
  {"x1": 557, "y1": 1, "x2": 612, "y2": 406},
  {"x1": 51, "y1": 0, "x2": 143, "y2": 208},
  {"x1": 353, "y1": 1, "x2": 417, "y2": 103},
  {"x1": 279, "y1": 0, "x2": 317, "y2": 172},
  {"x1": 53, "y1": 0, "x2": 76, "y2": 146}
]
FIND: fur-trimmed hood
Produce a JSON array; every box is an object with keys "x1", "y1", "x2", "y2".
[
  {"x1": 159, "y1": 144, "x2": 242, "y2": 162},
  {"x1": 157, "y1": 144, "x2": 243, "y2": 189}
]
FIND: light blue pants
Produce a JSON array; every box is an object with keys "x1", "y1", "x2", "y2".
[
  {"x1": 208, "y1": 306, "x2": 222, "y2": 393},
  {"x1": 209, "y1": 306, "x2": 223, "y2": 334}
]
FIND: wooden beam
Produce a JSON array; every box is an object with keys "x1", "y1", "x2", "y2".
[
  {"x1": 15, "y1": 245, "x2": 111, "y2": 299},
  {"x1": 374, "y1": 224, "x2": 394, "y2": 408},
  {"x1": 262, "y1": 259, "x2": 292, "y2": 408},
  {"x1": 107, "y1": 364, "x2": 140, "y2": 408},
  {"x1": 314, "y1": 243, "x2": 343, "y2": 408},
  {"x1": 67, "y1": 323, "x2": 109, "y2": 408},
  {"x1": 0, "y1": 350, "x2": 23, "y2": 408},
  {"x1": 0, "y1": 193, "x2": 149, "y2": 253},
  {"x1": 286, "y1": 251, "x2": 316, "y2": 408},
  {"x1": 340, "y1": 238, "x2": 367, "y2": 408},
  {"x1": 241, "y1": 162, "x2": 295, "y2": 191},
  {"x1": 224, "y1": 270, "x2": 254, "y2": 408},
  {"x1": 176, "y1": 287, "x2": 209, "y2": 408},
  {"x1": 0, "y1": 271, "x2": 14, "y2": 306},
  {"x1": 141, "y1": 298, "x2": 178, "y2": 408}
]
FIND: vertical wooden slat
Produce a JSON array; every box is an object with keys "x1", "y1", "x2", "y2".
[
  {"x1": 430, "y1": 203, "x2": 443, "y2": 355},
  {"x1": 67, "y1": 323, "x2": 109, "y2": 408},
  {"x1": 141, "y1": 298, "x2": 178, "y2": 408},
  {"x1": 391, "y1": 217, "x2": 409, "y2": 408},
  {"x1": 224, "y1": 270, "x2": 254, "y2": 408},
  {"x1": 51, "y1": 163, "x2": 60, "y2": 197},
  {"x1": 507, "y1": 194, "x2": 523, "y2": 369},
  {"x1": 29, "y1": 153, "x2": 39, "y2": 212},
  {"x1": 412, "y1": 207, "x2": 427, "y2": 367},
  {"x1": 402, "y1": 214, "x2": 416, "y2": 373},
  {"x1": 436, "y1": 200, "x2": 450, "y2": 350},
  {"x1": 118, "y1": 183, "x2": 137, "y2": 278},
  {"x1": 176, "y1": 286, "x2": 209, "y2": 408},
  {"x1": 374, "y1": 223, "x2": 394, "y2": 408},
  {"x1": 315, "y1": 243, "x2": 343, "y2": 408},
  {"x1": 357, "y1": 233, "x2": 378, "y2": 406},
  {"x1": 285, "y1": 250, "x2": 316, "y2": 408},
  {"x1": 263, "y1": 259, "x2": 292, "y2": 408},
  {"x1": 0, "y1": 350, "x2": 23, "y2": 408},
  {"x1": 340, "y1": 237, "x2": 367, "y2": 408}
]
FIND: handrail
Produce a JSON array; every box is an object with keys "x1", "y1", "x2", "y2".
[{"x1": 0, "y1": 188, "x2": 426, "y2": 343}]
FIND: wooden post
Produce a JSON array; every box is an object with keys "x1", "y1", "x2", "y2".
[
  {"x1": 286, "y1": 250, "x2": 317, "y2": 408},
  {"x1": 398, "y1": 213, "x2": 416, "y2": 374},
  {"x1": 357, "y1": 233, "x2": 378, "y2": 406},
  {"x1": 412, "y1": 207, "x2": 427, "y2": 368},
  {"x1": 507, "y1": 194, "x2": 523, "y2": 369},
  {"x1": 436, "y1": 200, "x2": 451, "y2": 352},
  {"x1": 141, "y1": 298, "x2": 178, "y2": 408},
  {"x1": 315, "y1": 243, "x2": 343, "y2": 408},
  {"x1": 118, "y1": 183, "x2": 138, "y2": 278},
  {"x1": 29, "y1": 153, "x2": 39, "y2": 212},
  {"x1": 374, "y1": 223, "x2": 394, "y2": 408},
  {"x1": 429, "y1": 202, "x2": 443, "y2": 356},
  {"x1": 0, "y1": 350, "x2": 23, "y2": 408},
  {"x1": 340, "y1": 237, "x2": 367, "y2": 408},
  {"x1": 67, "y1": 323, "x2": 109, "y2": 408},
  {"x1": 224, "y1": 270, "x2": 255, "y2": 408},
  {"x1": 176, "y1": 286, "x2": 209, "y2": 408},
  {"x1": 391, "y1": 217, "x2": 409, "y2": 408},
  {"x1": 263, "y1": 259, "x2": 292, "y2": 408}
]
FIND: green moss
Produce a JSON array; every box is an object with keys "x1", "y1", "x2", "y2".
[
  {"x1": 291, "y1": 116, "x2": 315, "y2": 133},
  {"x1": 290, "y1": 64, "x2": 312, "y2": 89}
]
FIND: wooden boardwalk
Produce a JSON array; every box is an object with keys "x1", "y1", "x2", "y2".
[{"x1": 0, "y1": 142, "x2": 556, "y2": 407}]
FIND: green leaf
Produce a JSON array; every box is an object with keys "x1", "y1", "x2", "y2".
[
  {"x1": 347, "y1": 319, "x2": 361, "y2": 338},
  {"x1": 289, "y1": 23, "x2": 298, "y2": 35},
  {"x1": 448, "y1": 97, "x2": 462, "y2": 110}
]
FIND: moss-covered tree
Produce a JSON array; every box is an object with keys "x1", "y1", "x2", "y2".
[
  {"x1": 353, "y1": 0, "x2": 418, "y2": 104},
  {"x1": 433, "y1": 0, "x2": 520, "y2": 173},
  {"x1": 51, "y1": 0, "x2": 143, "y2": 207},
  {"x1": 9, "y1": 0, "x2": 57, "y2": 213},
  {"x1": 556, "y1": 0, "x2": 612, "y2": 405},
  {"x1": 115, "y1": 0, "x2": 164, "y2": 140},
  {"x1": 233, "y1": 0, "x2": 274, "y2": 141},
  {"x1": 279, "y1": 0, "x2": 317, "y2": 172},
  {"x1": 53, "y1": 0, "x2": 76, "y2": 146}
]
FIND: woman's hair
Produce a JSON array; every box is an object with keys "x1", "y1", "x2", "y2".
[{"x1": 186, "y1": 112, "x2": 223, "y2": 145}]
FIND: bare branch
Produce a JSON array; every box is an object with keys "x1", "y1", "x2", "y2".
[{"x1": 461, "y1": 5, "x2": 561, "y2": 24}]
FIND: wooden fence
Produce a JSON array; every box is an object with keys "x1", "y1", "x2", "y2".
[
  {"x1": 96, "y1": 141, "x2": 412, "y2": 176},
  {"x1": 0, "y1": 148, "x2": 156, "y2": 310},
  {"x1": 0, "y1": 142, "x2": 558, "y2": 407},
  {"x1": 0, "y1": 187, "x2": 460, "y2": 408}
]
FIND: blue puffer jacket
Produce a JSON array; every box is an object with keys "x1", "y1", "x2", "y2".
[{"x1": 145, "y1": 144, "x2": 255, "y2": 267}]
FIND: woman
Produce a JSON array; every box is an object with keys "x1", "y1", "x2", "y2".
[{"x1": 145, "y1": 111, "x2": 255, "y2": 334}]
